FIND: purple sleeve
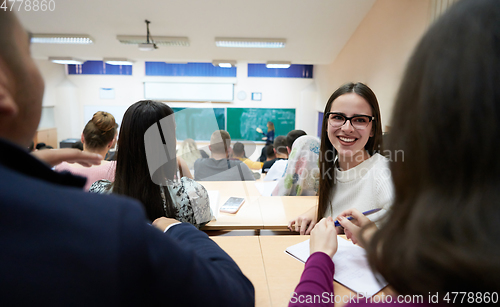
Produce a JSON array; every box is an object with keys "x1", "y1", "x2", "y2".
[{"x1": 289, "y1": 252, "x2": 335, "y2": 307}]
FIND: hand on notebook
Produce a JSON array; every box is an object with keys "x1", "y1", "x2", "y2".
[
  {"x1": 288, "y1": 206, "x2": 317, "y2": 235},
  {"x1": 309, "y1": 216, "x2": 338, "y2": 258},
  {"x1": 336, "y1": 208, "x2": 376, "y2": 247}
]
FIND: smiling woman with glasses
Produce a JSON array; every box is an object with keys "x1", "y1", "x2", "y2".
[{"x1": 288, "y1": 82, "x2": 393, "y2": 235}]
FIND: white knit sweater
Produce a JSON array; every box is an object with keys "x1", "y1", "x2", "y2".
[{"x1": 324, "y1": 153, "x2": 394, "y2": 221}]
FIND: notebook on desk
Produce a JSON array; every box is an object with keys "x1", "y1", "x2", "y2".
[
  {"x1": 207, "y1": 190, "x2": 220, "y2": 220},
  {"x1": 285, "y1": 237, "x2": 387, "y2": 297}
]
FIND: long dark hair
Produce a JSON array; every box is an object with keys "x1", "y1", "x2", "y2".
[
  {"x1": 317, "y1": 82, "x2": 383, "y2": 220},
  {"x1": 113, "y1": 100, "x2": 178, "y2": 221},
  {"x1": 366, "y1": 0, "x2": 500, "y2": 297}
]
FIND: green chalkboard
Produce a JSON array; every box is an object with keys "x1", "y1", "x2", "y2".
[
  {"x1": 172, "y1": 108, "x2": 225, "y2": 141},
  {"x1": 226, "y1": 108, "x2": 296, "y2": 141}
]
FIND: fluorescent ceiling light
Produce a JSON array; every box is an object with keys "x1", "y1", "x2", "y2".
[
  {"x1": 212, "y1": 60, "x2": 236, "y2": 68},
  {"x1": 49, "y1": 57, "x2": 84, "y2": 65},
  {"x1": 266, "y1": 61, "x2": 291, "y2": 69},
  {"x1": 215, "y1": 37, "x2": 286, "y2": 48},
  {"x1": 31, "y1": 34, "x2": 93, "y2": 44},
  {"x1": 117, "y1": 35, "x2": 190, "y2": 47},
  {"x1": 104, "y1": 58, "x2": 134, "y2": 65}
]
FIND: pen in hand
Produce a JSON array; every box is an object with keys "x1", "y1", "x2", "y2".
[{"x1": 334, "y1": 208, "x2": 382, "y2": 227}]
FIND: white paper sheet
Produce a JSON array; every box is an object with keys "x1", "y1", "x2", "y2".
[{"x1": 285, "y1": 238, "x2": 387, "y2": 297}]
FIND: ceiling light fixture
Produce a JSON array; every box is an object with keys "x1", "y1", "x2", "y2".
[
  {"x1": 266, "y1": 61, "x2": 291, "y2": 69},
  {"x1": 31, "y1": 34, "x2": 94, "y2": 44},
  {"x1": 215, "y1": 37, "x2": 286, "y2": 48},
  {"x1": 103, "y1": 58, "x2": 134, "y2": 65},
  {"x1": 212, "y1": 60, "x2": 236, "y2": 68},
  {"x1": 49, "y1": 57, "x2": 84, "y2": 65}
]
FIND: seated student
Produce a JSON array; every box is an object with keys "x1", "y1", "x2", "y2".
[
  {"x1": 288, "y1": 82, "x2": 393, "y2": 235},
  {"x1": 0, "y1": 11, "x2": 253, "y2": 306},
  {"x1": 290, "y1": 1, "x2": 500, "y2": 305},
  {"x1": 90, "y1": 101, "x2": 210, "y2": 228},
  {"x1": 55, "y1": 111, "x2": 117, "y2": 191},
  {"x1": 194, "y1": 130, "x2": 255, "y2": 181},
  {"x1": 263, "y1": 144, "x2": 275, "y2": 162},
  {"x1": 177, "y1": 138, "x2": 202, "y2": 170},
  {"x1": 272, "y1": 135, "x2": 320, "y2": 196},
  {"x1": 265, "y1": 129, "x2": 307, "y2": 181},
  {"x1": 262, "y1": 135, "x2": 288, "y2": 173},
  {"x1": 232, "y1": 142, "x2": 263, "y2": 170}
]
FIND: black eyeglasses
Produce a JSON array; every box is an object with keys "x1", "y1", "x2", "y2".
[{"x1": 325, "y1": 112, "x2": 374, "y2": 130}]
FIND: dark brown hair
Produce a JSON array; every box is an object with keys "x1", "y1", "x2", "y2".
[
  {"x1": 286, "y1": 130, "x2": 307, "y2": 148},
  {"x1": 273, "y1": 135, "x2": 287, "y2": 155},
  {"x1": 232, "y1": 142, "x2": 245, "y2": 157},
  {"x1": 112, "y1": 100, "x2": 177, "y2": 222},
  {"x1": 82, "y1": 111, "x2": 117, "y2": 150},
  {"x1": 317, "y1": 82, "x2": 383, "y2": 220},
  {"x1": 366, "y1": 0, "x2": 500, "y2": 298}
]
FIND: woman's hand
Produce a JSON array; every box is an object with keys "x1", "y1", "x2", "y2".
[
  {"x1": 310, "y1": 216, "x2": 338, "y2": 258},
  {"x1": 288, "y1": 206, "x2": 318, "y2": 235},
  {"x1": 256, "y1": 127, "x2": 263, "y2": 134},
  {"x1": 336, "y1": 208, "x2": 376, "y2": 247},
  {"x1": 32, "y1": 148, "x2": 102, "y2": 167}
]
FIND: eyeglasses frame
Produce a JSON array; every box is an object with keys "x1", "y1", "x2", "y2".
[{"x1": 324, "y1": 112, "x2": 375, "y2": 130}]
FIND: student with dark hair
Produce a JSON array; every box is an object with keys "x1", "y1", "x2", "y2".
[
  {"x1": 289, "y1": 82, "x2": 393, "y2": 235},
  {"x1": 55, "y1": 111, "x2": 117, "y2": 191},
  {"x1": 264, "y1": 144, "x2": 275, "y2": 161},
  {"x1": 262, "y1": 135, "x2": 287, "y2": 173},
  {"x1": 290, "y1": 0, "x2": 499, "y2": 305},
  {"x1": 90, "y1": 101, "x2": 211, "y2": 228},
  {"x1": 265, "y1": 129, "x2": 307, "y2": 181},
  {"x1": 0, "y1": 11, "x2": 253, "y2": 306},
  {"x1": 232, "y1": 142, "x2": 263, "y2": 170},
  {"x1": 194, "y1": 130, "x2": 255, "y2": 181}
]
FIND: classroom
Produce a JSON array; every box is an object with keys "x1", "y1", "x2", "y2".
[{"x1": 5, "y1": 0, "x2": 495, "y2": 306}]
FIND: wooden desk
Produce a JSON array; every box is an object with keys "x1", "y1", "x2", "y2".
[
  {"x1": 211, "y1": 236, "x2": 271, "y2": 307},
  {"x1": 201, "y1": 181, "x2": 264, "y2": 230},
  {"x1": 211, "y1": 235, "x2": 390, "y2": 307},
  {"x1": 200, "y1": 181, "x2": 318, "y2": 231},
  {"x1": 259, "y1": 196, "x2": 317, "y2": 230}
]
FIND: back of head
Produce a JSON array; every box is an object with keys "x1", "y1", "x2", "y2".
[
  {"x1": 232, "y1": 142, "x2": 245, "y2": 157},
  {"x1": 265, "y1": 145, "x2": 275, "y2": 159},
  {"x1": 82, "y1": 111, "x2": 117, "y2": 150},
  {"x1": 369, "y1": 0, "x2": 500, "y2": 296},
  {"x1": 114, "y1": 100, "x2": 177, "y2": 221},
  {"x1": 286, "y1": 130, "x2": 307, "y2": 149},
  {"x1": 273, "y1": 135, "x2": 287, "y2": 155},
  {"x1": 210, "y1": 130, "x2": 231, "y2": 155}
]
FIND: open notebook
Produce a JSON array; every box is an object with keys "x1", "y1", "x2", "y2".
[{"x1": 285, "y1": 238, "x2": 387, "y2": 298}]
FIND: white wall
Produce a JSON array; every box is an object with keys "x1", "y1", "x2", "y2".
[{"x1": 36, "y1": 60, "x2": 318, "y2": 145}]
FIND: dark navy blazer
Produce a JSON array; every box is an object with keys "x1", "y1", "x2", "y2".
[{"x1": 0, "y1": 139, "x2": 254, "y2": 306}]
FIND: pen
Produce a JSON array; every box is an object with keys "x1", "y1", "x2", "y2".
[{"x1": 334, "y1": 208, "x2": 382, "y2": 227}]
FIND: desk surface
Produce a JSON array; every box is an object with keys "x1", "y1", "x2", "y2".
[
  {"x1": 200, "y1": 181, "x2": 317, "y2": 231},
  {"x1": 211, "y1": 235, "x2": 390, "y2": 307}
]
